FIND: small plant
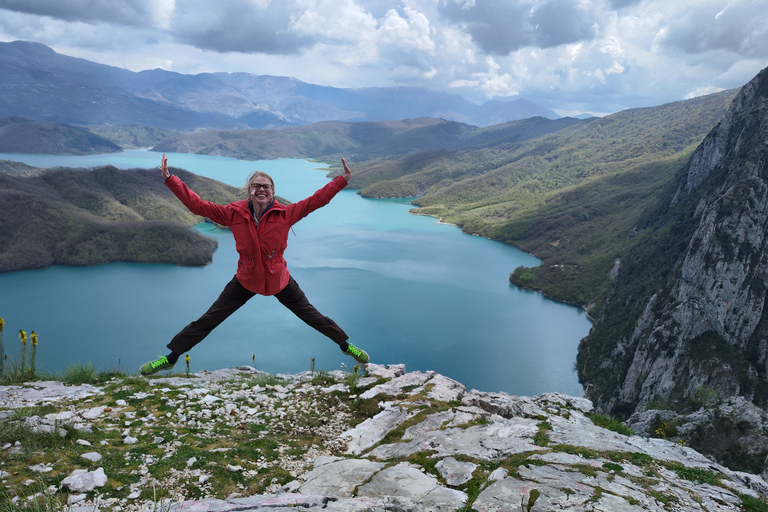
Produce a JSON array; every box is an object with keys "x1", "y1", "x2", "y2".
[
  {"x1": 186, "y1": 354, "x2": 191, "y2": 376},
  {"x1": 654, "y1": 422, "x2": 667, "y2": 439},
  {"x1": 533, "y1": 422, "x2": 551, "y2": 447},
  {"x1": 62, "y1": 362, "x2": 98, "y2": 384},
  {"x1": 0, "y1": 317, "x2": 5, "y2": 378},
  {"x1": 19, "y1": 329, "x2": 27, "y2": 376},
  {"x1": 525, "y1": 488, "x2": 540, "y2": 511},
  {"x1": 29, "y1": 330, "x2": 39, "y2": 379},
  {"x1": 343, "y1": 364, "x2": 362, "y2": 390}
]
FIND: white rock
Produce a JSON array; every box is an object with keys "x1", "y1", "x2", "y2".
[
  {"x1": 76, "y1": 439, "x2": 92, "y2": 446},
  {"x1": 61, "y1": 468, "x2": 108, "y2": 492},
  {"x1": 300, "y1": 459, "x2": 385, "y2": 497},
  {"x1": 82, "y1": 452, "x2": 102, "y2": 462},
  {"x1": 435, "y1": 457, "x2": 476, "y2": 486},
  {"x1": 81, "y1": 406, "x2": 106, "y2": 419},
  {"x1": 67, "y1": 494, "x2": 87, "y2": 505},
  {"x1": 340, "y1": 406, "x2": 415, "y2": 455},
  {"x1": 489, "y1": 468, "x2": 509, "y2": 482},
  {"x1": 123, "y1": 436, "x2": 139, "y2": 444}
]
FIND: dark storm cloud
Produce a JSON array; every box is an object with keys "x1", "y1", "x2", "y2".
[
  {"x1": 171, "y1": 0, "x2": 314, "y2": 55},
  {"x1": 438, "y1": 0, "x2": 533, "y2": 55},
  {"x1": 608, "y1": 0, "x2": 643, "y2": 8},
  {"x1": 530, "y1": 0, "x2": 596, "y2": 48},
  {"x1": 0, "y1": 0, "x2": 153, "y2": 25},
  {"x1": 659, "y1": 2, "x2": 768, "y2": 58},
  {"x1": 438, "y1": 0, "x2": 596, "y2": 55}
]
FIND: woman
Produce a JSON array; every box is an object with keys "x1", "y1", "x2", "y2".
[{"x1": 140, "y1": 154, "x2": 368, "y2": 376}]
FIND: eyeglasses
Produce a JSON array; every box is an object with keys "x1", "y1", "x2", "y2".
[{"x1": 251, "y1": 184, "x2": 273, "y2": 191}]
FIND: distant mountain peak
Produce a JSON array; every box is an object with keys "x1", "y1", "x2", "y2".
[{"x1": 0, "y1": 40, "x2": 558, "y2": 130}]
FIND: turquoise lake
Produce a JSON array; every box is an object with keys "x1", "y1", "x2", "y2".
[{"x1": 0, "y1": 150, "x2": 591, "y2": 396}]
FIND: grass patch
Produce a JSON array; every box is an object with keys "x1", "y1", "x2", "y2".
[
  {"x1": 741, "y1": 494, "x2": 768, "y2": 512},
  {"x1": 61, "y1": 362, "x2": 99, "y2": 384},
  {"x1": 587, "y1": 412, "x2": 634, "y2": 436}
]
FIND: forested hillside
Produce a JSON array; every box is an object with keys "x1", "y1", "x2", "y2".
[
  {"x1": 0, "y1": 117, "x2": 121, "y2": 155},
  {"x1": 0, "y1": 166, "x2": 240, "y2": 272},
  {"x1": 350, "y1": 89, "x2": 738, "y2": 312},
  {"x1": 87, "y1": 124, "x2": 180, "y2": 149},
  {"x1": 153, "y1": 116, "x2": 585, "y2": 162}
]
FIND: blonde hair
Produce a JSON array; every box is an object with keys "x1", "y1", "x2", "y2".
[{"x1": 243, "y1": 171, "x2": 275, "y2": 199}]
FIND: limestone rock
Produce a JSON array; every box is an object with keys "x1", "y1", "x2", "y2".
[
  {"x1": 61, "y1": 468, "x2": 107, "y2": 493},
  {"x1": 435, "y1": 457, "x2": 476, "y2": 486},
  {"x1": 299, "y1": 459, "x2": 385, "y2": 497},
  {"x1": 357, "y1": 462, "x2": 467, "y2": 512}
]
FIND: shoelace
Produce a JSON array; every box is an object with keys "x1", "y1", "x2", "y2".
[{"x1": 150, "y1": 356, "x2": 169, "y2": 368}]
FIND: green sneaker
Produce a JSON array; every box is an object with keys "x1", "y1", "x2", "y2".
[
  {"x1": 140, "y1": 355, "x2": 176, "y2": 376},
  {"x1": 343, "y1": 342, "x2": 369, "y2": 365}
]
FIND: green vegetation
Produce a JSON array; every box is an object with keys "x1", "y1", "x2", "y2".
[
  {"x1": 742, "y1": 494, "x2": 768, "y2": 512},
  {"x1": 0, "y1": 117, "x2": 121, "y2": 155},
  {"x1": 348, "y1": 89, "x2": 737, "y2": 313},
  {"x1": 0, "y1": 167, "x2": 240, "y2": 273},
  {"x1": 155, "y1": 117, "x2": 584, "y2": 163},
  {"x1": 87, "y1": 124, "x2": 181, "y2": 149},
  {"x1": 587, "y1": 412, "x2": 634, "y2": 436}
]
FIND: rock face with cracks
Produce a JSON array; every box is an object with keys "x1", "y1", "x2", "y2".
[{"x1": 1, "y1": 364, "x2": 767, "y2": 511}]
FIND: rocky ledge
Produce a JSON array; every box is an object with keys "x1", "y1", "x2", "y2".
[{"x1": 1, "y1": 364, "x2": 767, "y2": 511}]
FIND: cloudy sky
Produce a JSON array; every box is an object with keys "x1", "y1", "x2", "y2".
[{"x1": 1, "y1": 0, "x2": 767, "y2": 116}]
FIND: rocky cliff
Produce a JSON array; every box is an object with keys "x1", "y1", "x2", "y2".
[
  {"x1": 1, "y1": 365, "x2": 767, "y2": 511},
  {"x1": 577, "y1": 66, "x2": 768, "y2": 471}
]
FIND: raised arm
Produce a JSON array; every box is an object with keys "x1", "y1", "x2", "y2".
[
  {"x1": 284, "y1": 158, "x2": 350, "y2": 225},
  {"x1": 161, "y1": 154, "x2": 234, "y2": 226}
]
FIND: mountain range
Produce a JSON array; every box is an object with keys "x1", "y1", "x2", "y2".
[{"x1": 0, "y1": 40, "x2": 558, "y2": 131}]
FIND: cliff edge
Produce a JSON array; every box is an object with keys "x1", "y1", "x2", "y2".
[{"x1": 577, "y1": 65, "x2": 768, "y2": 472}]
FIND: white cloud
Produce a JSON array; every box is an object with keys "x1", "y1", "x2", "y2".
[
  {"x1": 0, "y1": 0, "x2": 766, "y2": 115},
  {"x1": 379, "y1": 7, "x2": 435, "y2": 52}
]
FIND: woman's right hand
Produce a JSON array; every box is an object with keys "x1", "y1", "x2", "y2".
[{"x1": 159, "y1": 153, "x2": 170, "y2": 179}]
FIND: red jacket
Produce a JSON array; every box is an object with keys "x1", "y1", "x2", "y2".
[{"x1": 165, "y1": 174, "x2": 348, "y2": 295}]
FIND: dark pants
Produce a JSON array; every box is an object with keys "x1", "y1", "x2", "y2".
[{"x1": 167, "y1": 275, "x2": 349, "y2": 355}]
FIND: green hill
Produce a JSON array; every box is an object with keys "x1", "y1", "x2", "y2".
[
  {"x1": 350, "y1": 89, "x2": 738, "y2": 313},
  {"x1": 153, "y1": 116, "x2": 586, "y2": 162},
  {"x1": 0, "y1": 117, "x2": 121, "y2": 155},
  {"x1": 0, "y1": 166, "x2": 241, "y2": 272},
  {"x1": 87, "y1": 124, "x2": 181, "y2": 149}
]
